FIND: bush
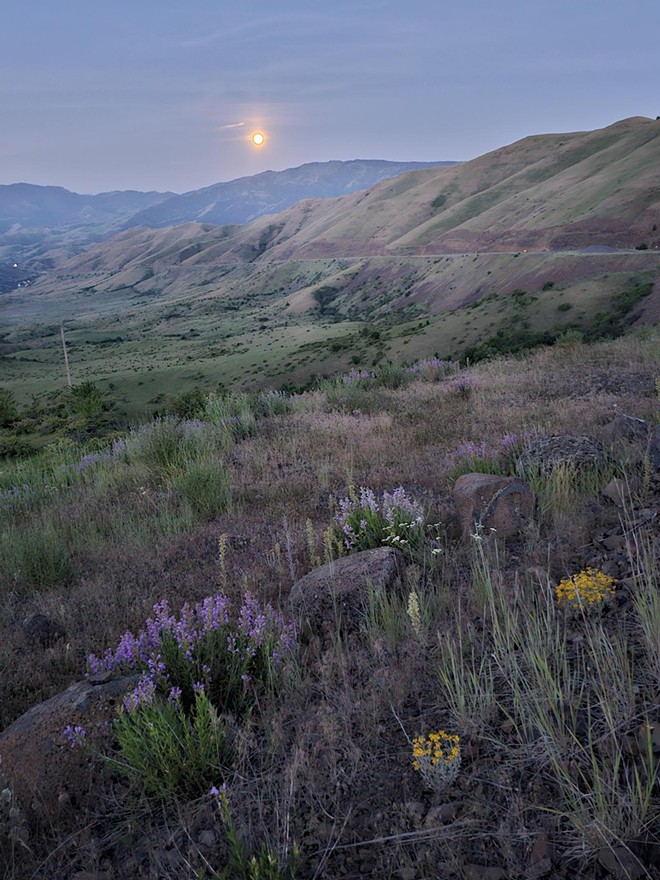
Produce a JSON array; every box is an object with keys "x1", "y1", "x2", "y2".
[
  {"x1": 172, "y1": 456, "x2": 231, "y2": 518},
  {"x1": 88, "y1": 593, "x2": 296, "y2": 801},
  {"x1": 333, "y1": 486, "x2": 425, "y2": 554},
  {"x1": 204, "y1": 393, "x2": 257, "y2": 440},
  {"x1": 1, "y1": 516, "x2": 72, "y2": 590}
]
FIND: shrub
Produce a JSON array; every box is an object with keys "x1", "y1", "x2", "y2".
[
  {"x1": 125, "y1": 417, "x2": 230, "y2": 482},
  {"x1": 555, "y1": 568, "x2": 616, "y2": 613},
  {"x1": 374, "y1": 361, "x2": 409, "y2": 389},
  {"x1": 1, "y1": 516, "x2": 72, "y2": 590},
  {"x1": 205, "y1": 393, "x2": 257, "y2": 440},
  {"x1": 333, "y1": 486, "x2": 425, "y2": 554},
  {"x1": 171, "y1": 456, "x2": 231, "y2": 518},
  {"x1": 87, "y1": 593, "x2": 296, "y2": 801},
  {"x1": 256, "y1": 389, "x2": 292, "y2": 417},
  {"x1": 405, "y1": 357, "x2": 458, "y2": 382},
  {"x1": 412, "y1": 729, "x2": 461, "y2": 793}
]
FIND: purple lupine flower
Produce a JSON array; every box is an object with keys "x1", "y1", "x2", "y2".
[
  {"x1": 452, "y1": 440, "x2": 488, "y2": 463},
  {"x1": 500, "y1": 434, "x2": 520, "y2": 454},
  {"x1": 63, "y1": 724, "x2": 87, "y2": 748},
  {"x1": 340, "y1": 367, "x2": 374, "y2": 385},
  {"x1": 450, "y1": 375, "x2": 476, "y2": 397},
  {"x1": 382, "y1": 487, "x2": 424, "y2": 526},
  {"x1": 406, "y1": 357, "x2": 458, "y2": 379},
  {"x1": 200, "y1": 594, "x2": 229, "y2": 631},
  {"x1": 123, "y1": 674, "x2": 157, "y2": 713},
  {"x1": 111, "y1": 437, "x2": 129, "y2": 458},
  {"x1": 238, "y1": 593, "x2": 268, "y2": 648},
  {"x1": 358, "y1": 486, "x2": 379, "y2": 514}
]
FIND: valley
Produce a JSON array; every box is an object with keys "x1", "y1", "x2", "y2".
[{"x1": 2, "y1": 117, "x2": 660, "y2": 417}]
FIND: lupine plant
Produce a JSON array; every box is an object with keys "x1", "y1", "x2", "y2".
[
  {"x1": 405, "y1": 357, "x2": 458, "y2": 381},
  {"x1": 333, "y1": 486, "x2": 425, "y2": 554},
  {"x1": 339, "y1": 367, "x2": 375, "y2": 385},
  {"x1": 87, "y1": 592, "x2": 296, "y2": 800}
]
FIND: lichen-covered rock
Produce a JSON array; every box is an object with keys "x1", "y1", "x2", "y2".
[
  {"x1": 516, "y1": 435, "x2": 607, "y2": 474},
  {"x1": 453, "y1": 473, "x2": 536, "y2": 538},
  {"x1": 0, "y1": 675, "x2": 136, "y2": 835},
  {"x1": 289, "y1": 546, "x2": 405, "y2": 632}
]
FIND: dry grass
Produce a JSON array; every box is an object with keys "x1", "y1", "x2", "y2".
[{"x1": 1, "y1": 330, "x2": 659, "y2": 879}]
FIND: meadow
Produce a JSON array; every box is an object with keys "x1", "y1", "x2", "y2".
[{"x1": 1, "y1": 327, "x2": 658, "y2": 879}]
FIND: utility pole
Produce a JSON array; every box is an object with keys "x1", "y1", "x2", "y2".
[{"x1": 60, "y1": 324, "x2": 72, "y2": 388}]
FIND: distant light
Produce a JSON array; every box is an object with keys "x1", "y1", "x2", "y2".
[
  {"x1": 12, "y1": 263, "x2": 18, "y2": 268},
  {"x1": 251, "y1": 131, "x2": 265, "y2": 146}
]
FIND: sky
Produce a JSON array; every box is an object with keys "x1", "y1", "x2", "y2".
[{"x1": 2, "y1": 0, "x2": 659, "y2": 194}]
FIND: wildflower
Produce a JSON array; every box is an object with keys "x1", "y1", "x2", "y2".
[
  {"x1": 334, "y1": 485, "x2": 425, "y2": 553},
  {"x1": 340, "y1": 367, "x2": 374, "y2": 385},
  {"x1": 450, "y1": 375, "x2": 476, "y2": 399},
  {"x1": 123, "y1": 674, "x2": 157, "y2": 713},
  {"x1": 63, "y1": 724, "x2": 87, "y2": 748},
  {"x1": 412, "y1": 730, "x2": 461, "y2": 792},
  {"x1": 555, "y1": 568, "x2": 616, "y2": 612},
  {"x1": 406, "y1": 357, "x2": 458, "y2": 380},
  {"x1": 407, "y1": 591, "x2": 422, "y2": 636}
]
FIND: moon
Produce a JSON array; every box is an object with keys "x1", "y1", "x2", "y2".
[{"x1": 251, "y1": 131, "x2": 265, "y2": 146}]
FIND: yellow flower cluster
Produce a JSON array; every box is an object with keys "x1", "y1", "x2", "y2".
[
  {"x1": 412, "y1": 730, "x2": 461, "y2": 791},
  {"x1": 555, "y1": 568, "x2": 616, "y2": 611}
]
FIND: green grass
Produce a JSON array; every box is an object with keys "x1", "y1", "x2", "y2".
[{"x1": 1, "y1": 330, "x2": 659, "y2": 879}]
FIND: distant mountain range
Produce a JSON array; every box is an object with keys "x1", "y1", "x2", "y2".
[{"x1": 0, "y1": 160, "x2": 452, "y2": 239}]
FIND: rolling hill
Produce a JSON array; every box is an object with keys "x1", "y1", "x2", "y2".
[{"x1": 2, "y1": 118, "x2": 659, "y2": 410}]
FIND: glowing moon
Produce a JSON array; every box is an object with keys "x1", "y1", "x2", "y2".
[{"x1": 251, "y1": 131, "x2": 265, "y2": 146}]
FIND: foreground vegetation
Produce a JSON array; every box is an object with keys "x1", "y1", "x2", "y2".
[{"x1": 1, "y1": 330, "x2": 659, "y2": 879}]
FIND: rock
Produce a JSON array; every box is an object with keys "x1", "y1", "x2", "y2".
[
  {"x1": 424, "y1": 802, "x2": 460, "y2": 826},
  {"x1": 453, "y1": 473, "x2": 536, "y2": 538},
  {"x1": 602, "y1": 476, "x2": 641, "y2": 508},
  {"x1": 0, "y1": 675, "x2": 137, "y2": 835},
  {"x1": 465, "y1": 867, "x2": 507, "y2": 880},
  {"x1": 597, "y1": 844, "x2": 646, "y2": 879},
  {"x1": 517, "y1": 435, "x2": 608, "y2": 474},
  {"x1": 651, "y1": 424, "x2": 660, "y2": 471},
  {"x1": 21, "y1": 612, "x2": 66, "y2": 647},
  {"x1": 289, "y1": 547, "x2": 405, "y2": 632},
  {"x1": 601, "y1": 414, "x2": 649, "y2": 444}
]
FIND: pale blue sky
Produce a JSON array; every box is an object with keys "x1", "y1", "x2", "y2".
[{"x1": 2, "y1": 0, "x2": 659, "y2": 193}]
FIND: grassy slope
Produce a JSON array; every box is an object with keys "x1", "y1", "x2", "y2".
[
  {"x1": 1, "y1": 330, "x2": 659, "y2": 879},
  {"x1": 2, "y1": 117, "x2": 660, "y2": 415}
]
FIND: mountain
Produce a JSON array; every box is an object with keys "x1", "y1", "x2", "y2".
[
  {"x1": 0, "y1": 184, "x2": 172, "y2": 236},
  {"x1": 0, "y1": 160, "x2": 451, "y2": 244},
  {"x1": 121, "y1": 160, "x2": 454, "y2": 229},
  {"x1": 3, "y1": 118, "x2": 659, "y2": 408},
  {"x1": 17, "y1": 117, "x2": 659, "y2": 300},
  {"x1": 225, "y1": 116, "x2": 660, "y2": 260}
]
